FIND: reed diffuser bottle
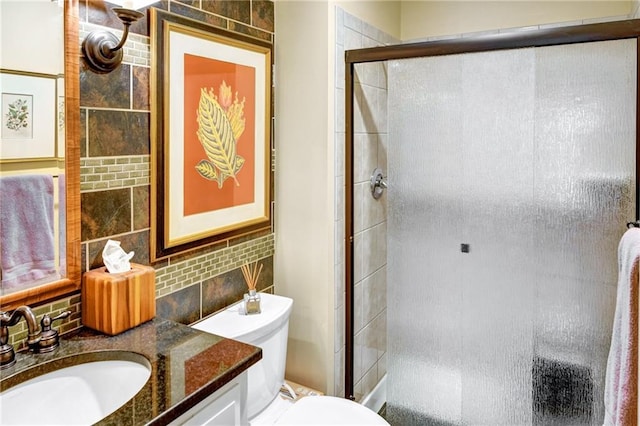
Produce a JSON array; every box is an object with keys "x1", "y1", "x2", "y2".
[
  {"x1": 241, "y1": 262, "x2": 262, "y2": 315},
  {"x1": 244, "y1": 289, "x2": 261, "y2": 315}
]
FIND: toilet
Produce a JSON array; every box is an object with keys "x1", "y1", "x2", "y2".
[{"x1": 192, "y1": 293, "x2": 389, "y2": 425}]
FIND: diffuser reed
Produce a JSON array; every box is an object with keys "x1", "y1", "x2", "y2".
[
  {"x1": 241, "y1": 262, "x2": 263, "y2": 291},
  {"x1": 241, "y1": 262, "x2": 262, "y2": 314}
]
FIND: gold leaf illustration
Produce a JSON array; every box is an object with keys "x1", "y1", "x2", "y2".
[
  {"x1": 196, "y1": 88, "x2": 240, "y2": 186},
  {"x1": 219, "y1": 81, "x2": 233, "y2": 109},
  {"x1": 226, "y1": 94, "x2": 245, "y2": 142},
  {"x1": 234, "y1": 155, "x2": 245, "y2": 175},
  {"x1": 195, "y1": 160, "x2": 218, "y2": 181}
]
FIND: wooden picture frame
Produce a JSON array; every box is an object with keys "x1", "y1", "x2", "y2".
[
  {"x1": 0, "y1": 70, "x2": 57, "y2": 162},
  {"x1": 150, "y1": 9, "x2": 273, "y2": 261}
]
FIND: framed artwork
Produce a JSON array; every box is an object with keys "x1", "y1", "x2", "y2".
[
  {"x1": 0, "y1": 71, "x2": 57, "y2": 162},
  {"x1": 151, "y1": 9, "x2": 273, "y2": 260}
]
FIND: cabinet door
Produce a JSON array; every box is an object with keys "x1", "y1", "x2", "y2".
[{"x1": 172, "y1": 374, "x2": 247, "y2": 426}]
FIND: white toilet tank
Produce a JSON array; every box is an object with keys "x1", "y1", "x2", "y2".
[{"x1": 192, "y1": 293, "x2": 293, "y2": 420}]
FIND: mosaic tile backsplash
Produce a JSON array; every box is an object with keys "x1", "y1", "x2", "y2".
[{"x1": 12, "y1": 0, "x2": 275, "y2": 344}]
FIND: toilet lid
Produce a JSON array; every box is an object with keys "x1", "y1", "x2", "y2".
[{"x1": 274, "y1": 396, "x2": 389, "y2": 425}]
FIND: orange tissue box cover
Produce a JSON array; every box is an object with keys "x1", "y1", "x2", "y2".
[{"x1": 82, "y1": 263, "x2": 156, "y2": 335}]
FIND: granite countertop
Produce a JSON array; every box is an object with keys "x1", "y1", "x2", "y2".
[{"x1": 0, "y1": 318, "x2": 262, "y2": 425}]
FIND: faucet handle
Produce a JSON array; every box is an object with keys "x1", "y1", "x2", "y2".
[
  {"x1": 33, "y1": 311, "x2": 71, "y2": 353},
  {"x1": 0, "y1": 312, "x2": 16, "y2": 369}
]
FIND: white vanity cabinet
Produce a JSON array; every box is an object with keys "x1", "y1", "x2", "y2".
[{"x1": 170, "y1": 372, "x2": 248, "y2": 426}]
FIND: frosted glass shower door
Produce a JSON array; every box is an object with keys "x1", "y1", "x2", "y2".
[{"x1": 387, "y1": 39, "x2": 636, "y2": 425}]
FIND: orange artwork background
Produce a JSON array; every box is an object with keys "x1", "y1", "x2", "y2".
[{"x1": 183, "y1": 53, "x2": 256, "y2": 216}]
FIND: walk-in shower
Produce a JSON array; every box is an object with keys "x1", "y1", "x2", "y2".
[{"x1": 345, "y1": 20, "x2": 640, "y2": 425}]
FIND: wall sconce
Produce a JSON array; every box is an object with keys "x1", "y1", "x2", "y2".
[{"x1": 81, "y1": 3, "x2": 145, "y2": 74}]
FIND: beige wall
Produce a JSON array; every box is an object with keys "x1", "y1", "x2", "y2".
[
  {"x1": 275, "y1": 1, "x2": 335, "y2": 394},
  {"x1": 278, "y1": 1, "x2": 633, "y2": 44},
  {"x1": 401, "y1": 1, "x2": 633, "y2": 40},
  {"x1": 0, "y1": 0, "x2": 64, "y2": 74}
]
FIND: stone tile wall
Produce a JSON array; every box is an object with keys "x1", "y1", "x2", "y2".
[{"x1": 13, "y1": 0, "x2": 275, "y2": 345}]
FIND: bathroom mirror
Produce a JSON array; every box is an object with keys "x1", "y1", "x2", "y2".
[{"x1": 0, "y1": 0, "x2": 80, "y2": 311}]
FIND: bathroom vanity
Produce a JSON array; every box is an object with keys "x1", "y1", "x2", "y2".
[{"x1": 0, "y1": 318, "x2": 261, "y2": 425}]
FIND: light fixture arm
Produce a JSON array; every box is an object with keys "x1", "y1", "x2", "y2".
[{"x1": 82, "y1": 7, "x2": 144, "y2": 74}]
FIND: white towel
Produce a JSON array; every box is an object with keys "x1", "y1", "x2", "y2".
[{"x1": 603, "y1": 227, "x2": 639, "y2": 425}]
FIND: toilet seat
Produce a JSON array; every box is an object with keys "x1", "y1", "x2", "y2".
[{"x1": 274, "y1": 396, "x2": 389, "y2": 425}]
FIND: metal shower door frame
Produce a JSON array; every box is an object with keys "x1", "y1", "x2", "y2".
[{"x1": 344, "y1": 18, "x2": 640, "y2": 401}]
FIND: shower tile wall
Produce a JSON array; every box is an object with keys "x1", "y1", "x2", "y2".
[
  {"x1": 334, "y1": 7, "x2": 398, "y2": 400},
  {"x1": 633, "y1": 0, "x2": 640, "y2": 18},
  {"x1": 330, "y1": 0, "x2": 640, "y2": 409}
]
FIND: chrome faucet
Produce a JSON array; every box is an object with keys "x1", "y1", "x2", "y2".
[{"x1": 0, "y1": 306, "x2": 42, "y2": 369}]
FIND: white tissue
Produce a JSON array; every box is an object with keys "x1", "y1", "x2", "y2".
[{"x1": 102, "y1": 239, "x2": 134, "y2": 273}]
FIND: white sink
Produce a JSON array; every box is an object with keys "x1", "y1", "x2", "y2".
[{"x1": 0, "y1": 352, "x2": 151, "y2": 425}]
